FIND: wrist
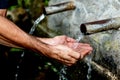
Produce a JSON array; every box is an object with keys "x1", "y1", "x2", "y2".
[
  {"x1": 36, "y1": 37, "x2": 55, "y2": 45},
  {"x1": 31, "y1": 36, "x2": 52, "y2": 57}
]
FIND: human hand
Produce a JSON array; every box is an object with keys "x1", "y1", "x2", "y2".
[
  {"x1": 47, "y1": 44, "x2": 81, "y2": 66},
  {"x1": 47, "y1": 44, "x2": 92, "y2": 66},
  {"x1": 50, "y1": 35, "x2": 93, "y2": 58},
  {"x1": 69, "y1": 42, "x2": 93, "y2": 59},
  {"x1": 43, "y1": 35, "x2": 93, "y2": 66},
  {"x1": 38, "y1": 35, "x2": 76, "y2": 45},
  {"x1": 51, "y1": 35, "x2": 76, "y2": 45}
]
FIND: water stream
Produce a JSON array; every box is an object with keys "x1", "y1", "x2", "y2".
[
  {"x1": 59, "y1": 34, "x2": 93, "y2": 80},
  {"x1": 59, "y1": 65, "x2": 68, "y2": 80},
  {"x1": 15, "y1": 14, "x2": 45, "y2": 80},
  {"x1": 29, "y1": 14, "x2": 45, "y2": 35},
  {"x1": 76, "y1": 34, "x2": 93, "y2": 80},
  {"x1": 85, "y1": 52, "x2": 92, "y2": 80}
]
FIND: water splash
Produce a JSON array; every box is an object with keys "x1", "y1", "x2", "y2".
[
  {"x1": 85, "y1": 53, "x2": 92, "y2": 80},
  {"x1": 58, "y1": 34, "x2": 84, "y2": 80},
  {"x1": 29, "y1": 14, "x2": 45, "y2": 34},
  {"x1": 76, "y1": 34, "x2": 92, "y2": 80},
  {"x1": 15, "y1": 52, "x2": 25, "y2": 80},
  {"x1": 15, "y1": 14, "x2": 45, "y2": 80},
  {"x1": 76, "y1": 34, "x2": 84, "y2": 42},
  {"x1": 58, "y1": 33, "x2": 93, "y2": 80},
  {"x1": 59, "y1": 33, "x2": 86, "y2": 80},
  {"x1": 59, "y1": 65, "x2": 68, "y2": 80}
]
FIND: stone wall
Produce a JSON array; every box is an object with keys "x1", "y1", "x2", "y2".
[{"x1": 47, "y1": 0, "x2": 120, "y2": 79}]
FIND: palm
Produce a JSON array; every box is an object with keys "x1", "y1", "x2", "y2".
[
  {"x1": 53, "y1": 36, "x2": 92, "y2": 58},
  {"x1": 53, "y1": 36, "x2": 76, "y2": 46}
]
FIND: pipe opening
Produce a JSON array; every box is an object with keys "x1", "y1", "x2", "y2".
[
  {"x1": 80, "y1": 24, "x2": 87, "y2": 34},
  {"x1": 43, "y1": 7, "x2": 47, "y2": 15}
]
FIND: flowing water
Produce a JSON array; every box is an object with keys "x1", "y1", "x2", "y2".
[
  {"x1": 76, "y1": 34, "x2": 93, "y2": 80},
  {"x1": 59, "y1": 65, "x2": 68, "y2": 80},
  {"x1": 15, "y1": 14, "x2": 45, "y2": 80},
  {"x1": 85, "y1": 53, "x2": 92, "y2": 80},
  {"x1": 29, "y1": 14, "x2": 45, "y2": 35},
  {"x1": 59, "y1": 34, "x2": 93, "y2": 80}
]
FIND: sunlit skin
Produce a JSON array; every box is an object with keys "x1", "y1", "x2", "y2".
[
  {"x1": 0, "y1": 9, "x2": 7, "y2": 16},
  {"x1": 39, "y1": 36, "x2": 92, "y2": 59},
  {"x1": 0, "y1": 9, "x2": 93, "y2": 66}
]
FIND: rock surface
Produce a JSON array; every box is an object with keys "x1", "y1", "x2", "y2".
[{"x1": 47, "y1": 0, "x2": 120, "y2": 79}]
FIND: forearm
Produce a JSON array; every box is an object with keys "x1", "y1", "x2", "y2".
[
  {"x1": 0, "y1": 16, "x2": 51, "y2": 56},
  {"x1": 0, "y1": 9, "x2": 22, "y2": 48},
  {"x1": 0, "y1": 35, "x2": 22, "y2": 48}
]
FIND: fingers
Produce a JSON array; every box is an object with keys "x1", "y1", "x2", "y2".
[
  {"x1": 59, "y1": 35, "x2": 76, "y2": 42},
  {"x1": 66, "y1": 37, "x2": 76, "y2": 42},
  {"x1": 51, "y1": 43, "x2": 93, "y2": 66},
  {"x1": 75, "y1": 44, "x2": 92, "y2": 58},
  {"x1": 64, "y1": 42, "x2": 93, "y2": 62},
  {"x1": 56, "y1": 52, "x2": 78, "y2": 66},
  {"x1": 59, "y1": 57, "x2": 78, "y2": 66},
  {"x1": 67, "y1": 42, "x2": 92, "y2": 49},
  {"x1": 68, "y1": 51, "x2": 81, "y2": 59},
  {"x1": 68, "y1": 42, "x2": 93, "y2": 60},
  {"x1": 74, "y1": 43, "x2": 93, "y2": 51},
  {"x1": 54, "y1": 45, "x2": 80, "y2": 66},
  {"x1": 79, "y1": 49, "x2": 92, "y2": 59}
]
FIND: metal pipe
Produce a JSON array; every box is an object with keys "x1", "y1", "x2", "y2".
[
  {"x1": 80, "y1": 17, "x2": 120, "y2": 35},
  {"x1": 43, "y1": 1, "x2": 76, "y2": 15}
]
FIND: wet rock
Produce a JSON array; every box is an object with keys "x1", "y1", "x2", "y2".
[{"x1": 47, "y1": 0, "x2": 120, "y2": 79}]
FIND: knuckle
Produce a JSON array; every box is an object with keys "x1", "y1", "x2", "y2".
[
  {"x1": 66, "y1": 63, "x2": 71, "y2": 66},
  {"x1": 72, "y1": 59, "x2": 77, "y2": 64}
]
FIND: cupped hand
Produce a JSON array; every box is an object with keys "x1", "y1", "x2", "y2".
[
  {"x1": 52, "y1": 35, "x2": 93, "y2": 58},
  {"x1": 48, "y1": 44, "x2": 81, "y2": 66},
  {"x1": 48, "y1": 44, "x2": 92, "y2": 66},
  {"x1": 38, "y1": 35, "x2": 93, "y2": 66}
]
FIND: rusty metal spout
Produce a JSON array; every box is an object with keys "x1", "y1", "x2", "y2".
[
  {"x1": 43, "y1": 1, "x2": 76, "y2": 15},
  {"x1": 80, "y1": 17, "x2": 120, "y2": 35}
]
